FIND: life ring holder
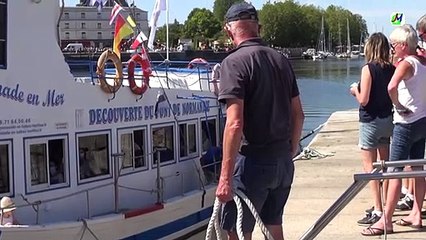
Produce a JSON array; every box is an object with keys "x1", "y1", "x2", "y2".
[
  {"x1": 188, "y1": 58, "x2": 209, "y2": 69},
  {"x1": 96, "y1": 49, "x2": 123, "y2": 97},
  {"x1": 127, "y1": 53, "x2": 152, "y2": 97}
]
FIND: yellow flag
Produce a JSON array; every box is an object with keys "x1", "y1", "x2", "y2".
[{"x1": 126, "y1": 15, "x2": 136, "y2": 28}]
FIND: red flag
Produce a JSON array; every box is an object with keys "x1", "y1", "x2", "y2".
[
  {"x1": 131, "y1": 31, "x2": 148, "y2": 50},
  {"x1": 109, "y1": 2, "x2": 123, "y2": 25},
  {"x1": 113, "y1": 15, "x2": 134, "y2": 59}
]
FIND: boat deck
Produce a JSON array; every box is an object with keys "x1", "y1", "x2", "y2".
[{"x1": 252, "y1": 110, "x2": 426, "y2": 239}]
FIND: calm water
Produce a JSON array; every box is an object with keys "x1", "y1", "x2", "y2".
[
  {"x1": 295, "y1": 58, "x2": 363, "y2": 146},
  {"x1": 188, "y1": 57, "x2": 365, "y2": 240}
]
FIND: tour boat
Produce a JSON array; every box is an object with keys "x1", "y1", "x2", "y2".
[{"x1": 0, "y1": 1, "x2": 222, "y2": 239}]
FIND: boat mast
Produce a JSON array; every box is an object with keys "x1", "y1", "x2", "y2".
[
  {"x1": 346, "y1": 18, "x2": 351, "y2": 54},
  {"x1": 318, "y1": 16, "x2": 325, "y2": 52},
  {"x1": 338, "y1": 22, "x2": 342, "y2": 53},
  {"x1": 166, "y1": 0, "x2": 170, "y2": 60}
]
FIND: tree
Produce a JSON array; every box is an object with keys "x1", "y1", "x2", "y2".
[
  {"x1": 258, "y1": 1, "x2": 369, "y2": 49},
  {"x1": 156, "y1": 19, "x2": 183, "y2": 48},
  {"x1": 183, "y1": 8, "x2": 221, "y2": 45},
  {"x1": 213, "y1": 0, "x2": 244, "y2": 22}
]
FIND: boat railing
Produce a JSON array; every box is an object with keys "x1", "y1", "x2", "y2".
[
  {"x1": 4, "y1": 149, "x2": 176, "y2": 224},
  {"x1": 68, "y1": 59, "x2": 218, "y2": 92},
  {"x1": 18, "y1": 182, "x2": 114, "y2": 224},
  {"x1": 300, "y1": 159, "x2": 426, "y2": 240}
]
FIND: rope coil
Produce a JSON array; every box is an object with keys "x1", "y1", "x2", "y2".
[
  {"x1": 293, "y1": 147, "x2": 334, "y2": 161},
  {"x1": 205, "y1": 189, "x2": 275, "y2": 240}
]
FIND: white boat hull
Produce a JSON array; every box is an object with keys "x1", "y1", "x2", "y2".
[{"x1": 0, "y1": 186, "x2": 216, "y2": 240}]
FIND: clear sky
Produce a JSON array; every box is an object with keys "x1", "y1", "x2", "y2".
[{"x1": 63, "y1": 0, "x2": 425, "y2": 36}]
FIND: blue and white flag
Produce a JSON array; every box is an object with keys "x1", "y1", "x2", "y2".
[{"x1": 90, "y1": 0, "x2": 107, "y2": 12}]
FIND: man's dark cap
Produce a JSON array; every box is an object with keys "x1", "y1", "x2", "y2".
[{"x1": 225, "y1": 2, "x2": 258, "y2": 23}]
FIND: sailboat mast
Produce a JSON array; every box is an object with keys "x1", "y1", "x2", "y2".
[
  {"x1": 165, "y1": 0, "x2": 170, "y2": 60},
  {"x1": 338, "y1": 22, "x2": 342, "y2": 53},
  {"x1": 346, "y1": 18, "x2": 351, "y2": 54},
  {"x1": 322, "y1": 16, "x2": 326, "y2": 52},
  {"x1": 318, "y1": 16, "x2": 325, "y2": 52}
]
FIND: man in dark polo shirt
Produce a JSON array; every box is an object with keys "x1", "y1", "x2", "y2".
[{"x1": 215, "y1": 2, "x2": 304, "y2": 240}]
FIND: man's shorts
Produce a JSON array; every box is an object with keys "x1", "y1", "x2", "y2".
[
  {"x1": 220, "y1": 153, "x2": 294, "y2": 233},
  {"x1": 358, "y1": 116, "x2": 393, "y2": 149}
]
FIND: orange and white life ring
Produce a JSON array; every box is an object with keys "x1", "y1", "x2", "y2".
[
  {"x1": 127, "y1": 53, "x2": 152, "y2": 95},
  {"x1": 188, "y1": 58, "x2": 209, "y2": 69},
  {"x1": 96, "y1": 50, "x2": 123, "y2": 93}
]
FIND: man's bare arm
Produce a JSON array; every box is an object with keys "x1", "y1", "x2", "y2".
[
  {"x1": 216, "y1": 98, "x2": 244, "y2": 202},
  {"x1": 290, "y1": 96, "x2": 304, "y2": 158}
]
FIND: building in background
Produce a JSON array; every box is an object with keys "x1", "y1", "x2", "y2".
[
  {"x1": 78, "y1": 0, "x2": 129, "y2": 7},
  {"x1": 60, "y1": 4, "x2": 148, "y2": 50}
]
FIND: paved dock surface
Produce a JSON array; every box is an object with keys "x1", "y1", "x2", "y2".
[{"x1": 252, "y1": 110, "x2": 426, "y2": 240}]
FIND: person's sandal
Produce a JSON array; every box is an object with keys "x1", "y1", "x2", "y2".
[
  {"x1": 361, "y1": 226, "x2": 393, "y2": 236},
  {"x1": 395, "y1": 219, "x2": 423, "y2": 229}
]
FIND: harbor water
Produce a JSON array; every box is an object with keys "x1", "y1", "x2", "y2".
[
  {"x1": 188, "y1": 57, "x2": 365, "y2": 240},
  {"x1": 295, "y1": 58, "x2": 363, "y2": 146}
]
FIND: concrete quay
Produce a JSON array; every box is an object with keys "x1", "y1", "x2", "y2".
[{"x1": 252, "y1": 110, "x2": 426, "y2": 240}]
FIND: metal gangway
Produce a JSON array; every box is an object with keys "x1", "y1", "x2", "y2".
[{"x1": 300, "y1": 159, "x2": 426, "y2": 240}]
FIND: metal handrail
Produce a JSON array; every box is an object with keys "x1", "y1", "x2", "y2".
[{"x1": 299, "y1": 159, "x2": 426, "y2": 240}]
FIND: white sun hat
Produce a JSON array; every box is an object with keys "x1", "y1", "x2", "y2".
[{"x1": 0, "y1": 196, "x2": 16, "y2": 213}]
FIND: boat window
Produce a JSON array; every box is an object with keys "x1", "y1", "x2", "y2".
[
  {"x1": 201, "y1": 119, "x2": 217, "y2": 152},
  {"x1": 0, "y1": 0, "x2": 7, "y2": 68},
  {"x1": 77, "y1": 133, "x2": 110, "y2": 181},
  {"x1": 152, "y1": 125, "x2": 175, "y2": 164},
  {"x1": 119, "y1": 128, "x2": 147, "y2": 171},
  {"x1": 179, "y1": 122, "x2": 197, "y2": 158},
  {"x1": 0, "y1": 141, "x2": 11, "y2": 194},
  {"x1": 26, "y1": 137, "x2": 68, "y2": 191}
]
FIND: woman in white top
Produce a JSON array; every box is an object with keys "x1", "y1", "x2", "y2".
[{"x1": 362, "y1": 24, "x2": 426, "y2": 236}]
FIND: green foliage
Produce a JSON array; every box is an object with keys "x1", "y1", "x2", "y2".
[
  {"x1": 165, "y1": 0, "x2": 370, "y2": 49},
  {"x1": 183, "y1": 8, "x2": 221, "y2": 43},
  {"x1": 258, "y1": 1, "x2": 369, "y2": 49},
  {"x1": 212, "y1": 0, "x2": 244, "y2": 22},
  {"x1": 156, "y1": 19, "x2": 183, "y2": 48}
]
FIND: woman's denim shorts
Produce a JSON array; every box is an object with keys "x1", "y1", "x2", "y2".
[{"x1": 359, "y1": 116, "x2": 393, "y2": 149}]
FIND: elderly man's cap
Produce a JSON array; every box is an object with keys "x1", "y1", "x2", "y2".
[{"x1": 225, "y1": 2, "x2": 258, "y2": 23}]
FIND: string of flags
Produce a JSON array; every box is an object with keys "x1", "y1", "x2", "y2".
[{"x1": 90, "y1": 0, "x2": 149, "y2": 59}]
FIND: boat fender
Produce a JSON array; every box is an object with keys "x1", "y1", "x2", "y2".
[
  {"x1": 188, "y1": 58, "x2": 209, "y2": 69},
  {"x1": 127, "y1": 53, "x2": 152, "y2": 95},
  {"x1": 96, "y1": 50, "x2": 123, "y2": 93}
]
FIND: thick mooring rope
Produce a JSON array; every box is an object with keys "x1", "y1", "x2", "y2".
[{"x1": 205, "y1": 189, "x2": 275, "y2": 240}]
